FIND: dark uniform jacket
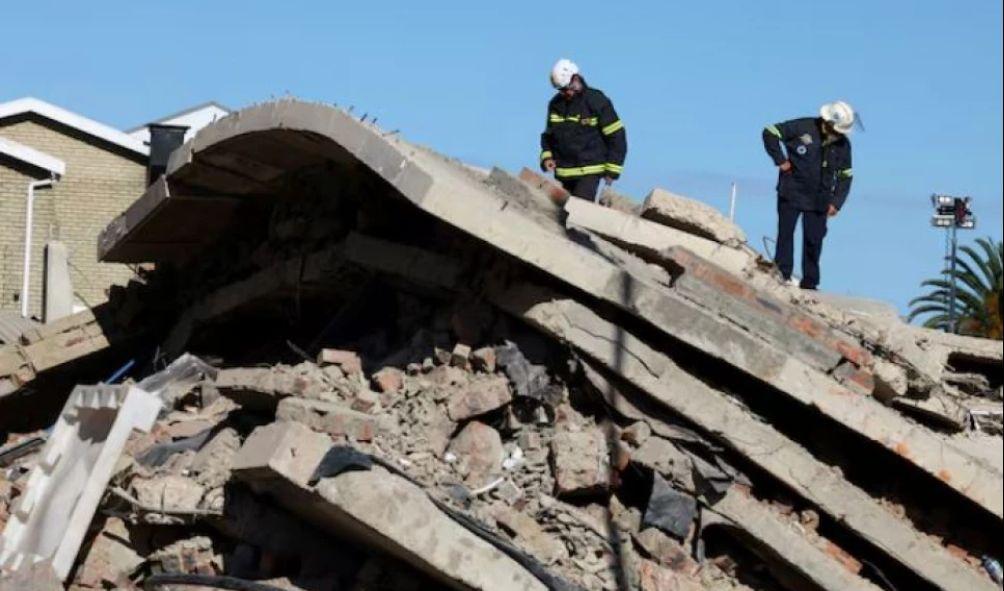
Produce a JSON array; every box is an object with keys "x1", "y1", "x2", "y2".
[
  {"x1": 540, "y1": 80, "x2": 627, "y2": 180},
  {"x1": 762, "y1": 117, "x2": 853, "y2": 212}
]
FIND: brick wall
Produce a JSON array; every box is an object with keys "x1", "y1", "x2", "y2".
[{"x1": 0, "y1": 117, "x2": 146, "y2": 318}]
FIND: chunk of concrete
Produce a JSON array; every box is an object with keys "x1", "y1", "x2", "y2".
[
  {"x1": 490, "y1": 503, "x2": 568, "y2": 565},
  {"x1": 231, "y1": 421, "x2": 332, "y2": 488},
  {"x1": 631, "y1": 436, "x2": 694, "y2": 491},
  {"x1": 633, "y1": 528, "x2": 698, "y2": 575},
  {"x1": 74, "y1": 517, "x2": 143, "y2": 588},
  {"x1": 471, "y1": 347, "x2": 497, "y2": 373},
  {"x1": 597, "y1": 186, "x2": 638, "y2": 214},
  {"x1": 232, "y1": 423, "x2": 546, "y2": 591},
  {"x1": 42, "y1": 241, "x2": 74, "y2": 324},
  {"x1": 550, "y1": 429, "x2": 611, "y2": 497},
  {"x1": 0, "y1": 385, "x2": 161, "y2": 581},
  {"x1": 446, "y1": 376, "x2": 513, "y2": 421},
  {"x1": 640, "y1": 187, "x2": 746, "y2": 246},
  {"x1": 190, "y1": 428, "x2": 241, "y2": 489},
  {"x1": 564, "y1": 197, "x2": 753, "y2": 279},
  {"x1": 276, "y1": 398, "x2": 375, "y2": 441},
  {"x1": 447, "y1": 421, "x2": 503, "y2": 487},
  {"x1": 317, "y1": 349, "x2": 363, "y2": 376},
  {"x1": 371, "y1": 367, "x2": 404, "y2": 394},
  {"x1": 642, "y1": 474, "x2": 696, "y2": 540},
  {"x1": 131, "y1": 475, "x2": 206, "y2": 513}
]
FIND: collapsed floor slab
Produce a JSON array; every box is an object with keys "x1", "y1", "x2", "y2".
[
  {"x1": 86, "y1": 98, "x2": 1001, "y2": 589},
  {"x1": 232, "y1": 421, "x2": 549, "y2": 591},
  {"x1": 492, "y1": 282, "x2": 995, "y2": 591},
  {"x1": 98, "y1": 99, "x2": 1001, "y2": 520}
]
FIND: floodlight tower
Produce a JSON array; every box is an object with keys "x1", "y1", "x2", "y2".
[{"x1": 930, "y1": 194, "x2": 976, "y2": 333}]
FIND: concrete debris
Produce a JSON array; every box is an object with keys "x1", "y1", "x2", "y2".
[
  {"x1": 643, "y1": 474, "x2": 697, "y2": 540},
  {"x1": 74, "y1": 517, "x2": 143, "y2": 587},
  {"x1": 641, "y1": 188, "x2": 748, "y2": 246},
  {"x1": 446, "y1": 375, "x2": 513, "y2": 420},
  {"x1": 131, "y1": 474, "x2": 206, "y2": 516},
  {"x1": 0, "y1": 99, "x2": 1000, "y2": 591},
  {"x1": 447, "y1": 421, "x2": 504, "y2": 487},
  {"x1": 275, "y1": 398, "x2": 376, "y2": 441},
  {"x1": 550, "y1": 429, "x2": 612, "y2": 497},
  {"x1": 490, "y1": 502, "x2": 569, "y2": 565},
  {"x1": 0, "y1": 559, "x2": 62, "y2": 591}
]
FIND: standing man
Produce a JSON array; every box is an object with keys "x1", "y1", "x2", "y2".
[
  {"x1": 540, "y1": 59, "x2": 627, "y2": 201},
  {"x1": 762, "y1": 101, "x2": 856, "y2": 290}
]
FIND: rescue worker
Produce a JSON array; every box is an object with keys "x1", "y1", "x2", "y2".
[
  {"x1": 540, "y1": 59, "x2": 627, "y2": 200},
  {"x1": 762, "y1": 101, "x2": 856, "y2": 290}
]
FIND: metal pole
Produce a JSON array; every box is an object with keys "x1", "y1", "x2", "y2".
[
  {"x1": 948, "y1": 223, "x2": 958, "y2": 333},
  {"x1": 728, "y1": 182, "x2": 737, "y2": 221}
]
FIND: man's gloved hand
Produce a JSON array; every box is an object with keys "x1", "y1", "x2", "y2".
[{"x1": 603, "y1": 176, "x2": 614, "y2": 185}]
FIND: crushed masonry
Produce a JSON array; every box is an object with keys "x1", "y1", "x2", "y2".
[{"x1": 0, "y1": 98, "x2": 1000, "y2": 591}]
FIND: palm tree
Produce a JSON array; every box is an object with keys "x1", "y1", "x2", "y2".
[{"x1": 908, "y1": 237, "x2": 1003, "y2": 339}]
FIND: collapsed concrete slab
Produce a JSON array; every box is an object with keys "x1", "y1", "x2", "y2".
[
  {"x1": 95, "y1": 99, "x2": 1000, "y2": 521},
  {"x1": 0, "y1": 385, "x2": 161, "y2": 580},
  {"x1": 640, "y1": 188, "x2": 747, "y2": 246},
  {"x1": 563, "y1": 197, "x2": 754, "y2": 278},
  {"x1": 705, "y1": 488, "x2": 882, "y2": 591},
  {"x1": 232, "y1": 422, "x2": 548, "y2": 591},
  {"x1": 90, "y1": 99, "x2": 1001, "y2": 588},
  {"x1": 0, "y1": 309, "x2": 119, "y2": 398},
  {"x1": 492, "y1": 283, "x2": 996, "y2": 591}
]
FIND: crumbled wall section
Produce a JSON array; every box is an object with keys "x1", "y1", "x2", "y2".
[{"x1": 0, "y1": 117, "x2": 146, "y2": 317}]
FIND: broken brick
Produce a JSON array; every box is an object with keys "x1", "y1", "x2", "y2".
[
  {"x1": 447, "y1": 421, "x2": 503, "y2": 487},
  {"x1": 550, "y1": 428, "x2": 612, "y2": 496},
  {"x1": 317, "y1": 349, "x2": 363, "y2": 376},
  {"x1": 371, "y1": 367, "x2": 404, "y2": 394},
  {"x1": 471, "y1": 346, "x2": 497, "y2": 373},
  {"x1": 446, "y1": 375, "x2": 513, "y2": 421}
]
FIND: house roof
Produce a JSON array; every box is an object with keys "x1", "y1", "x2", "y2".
[
  {"x1": 125, "y1": 101, "x2": 231, "y2": 133},
  {"x1": 0, "y1": 135, "x2": 66, "y2": 177},
  {"x1": 0, "y1": 97, "x2": 148, "y2": 156}
]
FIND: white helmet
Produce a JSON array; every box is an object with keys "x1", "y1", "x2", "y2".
[
  {"x1": 550, "y1": 59, "x2": 580, "y2": 90},
  {"x1": 819, "y1": 101, "x2": 856, "y2": 134}
]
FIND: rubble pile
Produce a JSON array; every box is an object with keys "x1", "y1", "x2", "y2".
[{"x1": 1, "y1": 99, "x2": 1001, "y2": 591}]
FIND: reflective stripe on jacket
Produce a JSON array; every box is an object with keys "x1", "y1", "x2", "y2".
[
  {"x1": 540, "y1": 82, "x2": 627, "y2": 179},
  {"x1": 762, "y1": 117, "x2": 853, "y2": 212}
]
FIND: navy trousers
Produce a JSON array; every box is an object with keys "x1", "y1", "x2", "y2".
[
  {"x1": 776, "y1": 199, "x2": 828, "y2": 289},
  {"x1": 560, "y1": 175, "x2": 602, "y2": 201}
]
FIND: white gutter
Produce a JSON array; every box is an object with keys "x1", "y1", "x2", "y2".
[
  {"x1": 0, "y1": 136, "x2": 67, "y2": 177},
  {"x1": 21, "y1": 177, "x2": 56, "y2": 318}
]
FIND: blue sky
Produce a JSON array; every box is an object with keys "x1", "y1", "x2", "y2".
[{"x1": 3, "y1": 1, "x2": 1001, "y2": 315}]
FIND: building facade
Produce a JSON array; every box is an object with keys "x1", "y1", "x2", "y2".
[{"x1": 0, "y1": 98, "x2": 228, "y2": 321}]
